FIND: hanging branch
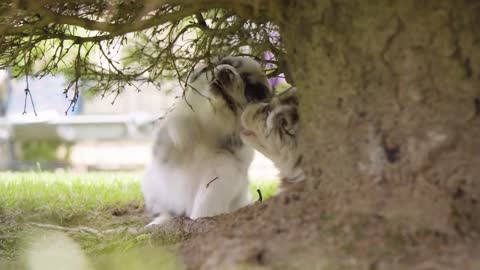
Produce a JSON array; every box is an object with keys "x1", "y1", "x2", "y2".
[
  {"x1": 22, "y1": 75, "x2": 38, "y2": 116},
  {"x1": 0, "y1": 0, "x2": 286, "y2": 105},
  {"x1": 64, "y1": 44, "x2": 82, "y2": 115},
  {"x1": 22, "y1": 30, "x2": 38, "y2": 116}
]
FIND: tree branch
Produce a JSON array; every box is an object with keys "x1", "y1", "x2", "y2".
[
  {"x1": 4, "y1": 4, "x2": 208, "y2": 36},
  {"x1": 0, "y1": 0, "x2": 286, "y2": 111}
]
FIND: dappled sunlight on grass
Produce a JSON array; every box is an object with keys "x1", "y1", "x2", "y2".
[{"x1": 0, "y1": 172, "x2": 279, "y2": 268}]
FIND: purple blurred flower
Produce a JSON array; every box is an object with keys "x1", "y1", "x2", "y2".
[{"x1": 264, "y1": 51, "x2": 286, "y2": 89}]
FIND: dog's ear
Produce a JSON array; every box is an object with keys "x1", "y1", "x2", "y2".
[{"x1": 273, "y1": 106, "x2": 299, "y2": 137}]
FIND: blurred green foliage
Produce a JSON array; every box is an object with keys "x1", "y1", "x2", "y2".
[{"x1": 20, "y1": 141, "x2": 72, "y2": 162}]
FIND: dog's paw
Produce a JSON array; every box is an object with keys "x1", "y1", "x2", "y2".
[{"x1": 144, "y1": 214, "x2": 172, "y2": 229}]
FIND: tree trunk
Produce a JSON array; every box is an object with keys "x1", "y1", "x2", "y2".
[
  {"x1": 180, "y1": 1, "x2": 480, "y2": 269},
  {"x1": 281, "y1": 0, "x2": 480, "y2": 234}
]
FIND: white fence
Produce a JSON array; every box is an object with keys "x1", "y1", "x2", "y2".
[{"x1": 0, "y1": 113, "x2": 157, "y2": 170}]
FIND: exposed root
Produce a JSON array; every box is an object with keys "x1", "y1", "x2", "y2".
[{"x1": 28, "y1": 222, "x2": 143, "y2": 236}]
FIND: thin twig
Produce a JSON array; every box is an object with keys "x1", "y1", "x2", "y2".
[
  {"x1": 257, "y1": 189, "x2": 263, "y2": 202},
  {"x1": 22, "y1": 29, "x2": 38, "y2": 116},
  {"x1": 27, "y1": 88, "x2": 38, "y2": 116},
  {"x1": 206, "y1": 176, "x2": 219, "y2": 188},
  {"x1": 22, "y1": 54, "x2": 37, "y2": 116},
  {"x1": 29, "y1": 223, "x2": 103, "y2": 237},
  {"x1": 22, "y1": 87, "x2": 28, "y2": 115},
  {"x1": 28, "y1": 222, "x2": 143, "y2": 236}
]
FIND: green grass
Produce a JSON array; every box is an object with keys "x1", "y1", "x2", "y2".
[
  {"x1": 250, "y1": 177, "x2": 279, "y2": 201},
  {"x1": 0, "y1": 172, "x2": 279, "y2": 269},
  {"x1": 0, "y1": 172, "x2": 143, "y2": 224},
  {"x1": 0, "y1": 172, "x2": 150, "y2": 267}
]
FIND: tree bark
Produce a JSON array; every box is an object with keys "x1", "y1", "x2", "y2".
[
  {"x1": 180, "y1": 1, "x2": 480, "y2": 269},
  {"x1": 280, "y1": 0, "x2": 480, "y2": 234}
]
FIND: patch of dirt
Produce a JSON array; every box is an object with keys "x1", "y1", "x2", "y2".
[
  {"x1": 164, "y1": 189, "x2": 480, "y2": 270},
  {"x1": 109, "y1": 202, "x2": 143, "y2": 217}
]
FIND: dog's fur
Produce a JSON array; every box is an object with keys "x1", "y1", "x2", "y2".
[
  {"x1": 142, "y1": 56, "x2": 272, "y2": 226},
  {"x1": 240, "y1": 87, "x2": 305, "y2": 190}
]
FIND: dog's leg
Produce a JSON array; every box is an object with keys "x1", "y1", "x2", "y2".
[
  {"x1": 142, "y1": 161, "x2": 179, "y2": 228},
  {"x1": 229, "y1": 187, "x2": 252, "y2": 210},
  {"x1": 190, "y1": 157, "x2": 250, "y2": 219}
]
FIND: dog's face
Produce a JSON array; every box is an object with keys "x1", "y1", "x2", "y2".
[
  {"x1": 189, "y1": 56, "x2": 272, "y2": 114},
  {"x1": 240, "y1": 87, "x2": 299, "y2": 164}
]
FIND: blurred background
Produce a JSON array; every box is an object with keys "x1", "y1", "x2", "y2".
[{"x1": 0, "y1": 70, "x2": 279, "y2": 180}]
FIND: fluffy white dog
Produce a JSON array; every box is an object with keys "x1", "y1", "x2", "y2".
[{"x1": 142, "y1": 56, "x2": 272, "y2": 226}]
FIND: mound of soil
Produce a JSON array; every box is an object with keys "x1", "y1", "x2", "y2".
[{"x1": 160, "y1": 190, "x2": 480, "y2": 270}]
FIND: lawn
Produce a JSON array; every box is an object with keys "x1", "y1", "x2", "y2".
[{"x1": 0, "y1": 172, "x2": 278, "y2": 270}]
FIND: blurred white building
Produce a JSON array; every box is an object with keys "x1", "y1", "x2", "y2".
[
  {"x1": 0, "y1": 71, "x2": 177, "y2": 169},
  {"x1": 0, "y1": 72, "x2": 278, "y2": 179}
]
